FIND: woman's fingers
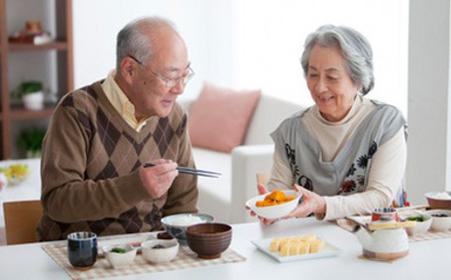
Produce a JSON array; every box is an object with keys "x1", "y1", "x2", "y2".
[
  {"x1": 286, "y1": 184, "x2": 326, "y2": 218},
  {"x1": 257, "y1": 183, "x2": 267, "y2": 195}
]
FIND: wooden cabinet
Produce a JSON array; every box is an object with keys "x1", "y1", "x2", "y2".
[{"x1": 0, "y1": 0, "x2": 73, "y2": 159}]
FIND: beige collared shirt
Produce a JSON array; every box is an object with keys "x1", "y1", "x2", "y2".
[{"x1": 101, "y1": 71, "x2": 150, "y2": 132}]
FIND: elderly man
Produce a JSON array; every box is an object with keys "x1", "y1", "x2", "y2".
[{"x1": 38, "y1": 17, "x2": 198, "y2": 241}]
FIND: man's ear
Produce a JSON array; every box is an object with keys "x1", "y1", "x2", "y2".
[{"x1": 119, "y1": 57, "x2": 137, "y2": 84}]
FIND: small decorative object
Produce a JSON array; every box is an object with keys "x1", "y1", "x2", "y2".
[
  {"x1": 18, "y1": 81, "x2": 45, "y2": 110},
  {"x1": 0, "y1": 164, "x2": 29, "y2": 185},
  {"x1": 17, "y1": 127, "x2": 46, "y2": 158},
  {"x1": 8, "y1": 21, "x2": 53, "y2": 45}
]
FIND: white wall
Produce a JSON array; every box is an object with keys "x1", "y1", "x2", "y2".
[
  {"x1": 231, "y1": 0, "x2": 409, "y2": 113},
  {"x1": 73, "y1": 0, "x2": 235, "y2": 100},
  {"x1": 73, "y1": 0, "x2": 408, "y2": 113},
  {"x1": 407, "y1": 0, "x2": 451, "y2": 203}
]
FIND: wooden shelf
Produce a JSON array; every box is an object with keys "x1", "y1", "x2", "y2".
[
  {"x1": 7, "y1": 104, "x2": 55, "y2": 121},
  {"x1": 0, "y1": 0, "x2": 73, "y2": 159},
  {"x1": 9, "y1": 41, "x2": 68, "y2": 52}
]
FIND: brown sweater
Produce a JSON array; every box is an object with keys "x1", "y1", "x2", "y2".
[{"x1": 38, "y1": 81, "x2": 198, "y2": 241}]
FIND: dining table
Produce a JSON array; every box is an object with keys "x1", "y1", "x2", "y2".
[{"x1": 0, "y1": 217, "x2": 449, "y2": 280}]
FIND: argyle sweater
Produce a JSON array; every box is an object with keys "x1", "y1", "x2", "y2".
[{"x1": 38, "y1": 80, "x2": 198, "y2": 241}]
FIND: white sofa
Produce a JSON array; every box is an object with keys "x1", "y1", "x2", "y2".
[{"x1": 185, "y1": 95, "x2": 301, "y2": 223}]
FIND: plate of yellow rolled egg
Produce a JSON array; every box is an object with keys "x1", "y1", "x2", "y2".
[{"x1": 251, "y1": 234, "x2": 340, "y2": 262}]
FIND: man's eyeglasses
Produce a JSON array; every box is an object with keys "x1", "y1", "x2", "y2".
[{"x1": 128, "y1": 55, "x2": 195, "y2": 88}]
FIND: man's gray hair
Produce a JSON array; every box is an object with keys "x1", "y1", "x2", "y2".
[
  {"x1": 116, "y1": 16, "x2": 177, "y2": 70},
  {"x1": 300, "y1": 25, "x2": 374, "y2": 95}
]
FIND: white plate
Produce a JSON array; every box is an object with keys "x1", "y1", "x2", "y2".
[{"x1": 251, "y1": 237, "x2": 340, "y2": 263}]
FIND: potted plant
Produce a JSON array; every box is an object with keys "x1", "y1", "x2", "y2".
[
  {"x1": 19, "y1": 81, "x2": 44, "y2": 110},
  {"x1": 17, "y1": 127, "x2": 46, "y2": 158}
]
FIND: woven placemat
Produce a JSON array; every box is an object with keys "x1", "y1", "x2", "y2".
[
  {"x1": 42, "y1": 242, "x2": 246, "y2": 280},
  {"x1": 408, "y1": 230, "x2": 451, "y2": 242},
  {"x1": 335, "y1": 217, "x2": 451, "y2": 242}
]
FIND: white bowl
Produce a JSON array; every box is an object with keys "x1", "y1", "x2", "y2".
[
  {"x1": 403, "y1": 213, "x2": 432, "y2": 236},
  {"x1": 141, "y1": 239, "x2": 179, "y2": 263},
  {"x1": 245, "y1": 190, "x2": 302, "y2": 220},
  {"x1": 161, "y1": 213, "x2": 213, "y2": 245},
  {"x1": 103, "y1": 244, "x2": 137, "y2": 268},
  {"x1": 425, "y1": 209, "x2": 451, "y2": 231}
]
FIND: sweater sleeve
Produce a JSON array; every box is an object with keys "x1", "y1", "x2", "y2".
[
  {"x1": 266, "y1": 147, "x2": 294, "y2": 191},
  {"x1": 41, "y1": 104, "x2": 150, "y2": 223},
  {"x1": 162, "y1": 115, "x2": 198, "y2": 216},
  {"x1": 322, "y1": 127, "x2": 407, "y2": 220}
]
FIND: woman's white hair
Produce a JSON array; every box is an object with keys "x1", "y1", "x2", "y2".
[{"x1": 300, "y1": 25, "x2": 374, "y2": 95}]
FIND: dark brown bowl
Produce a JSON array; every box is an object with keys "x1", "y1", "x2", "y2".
[{"x1": 186, "y1": 223, "x2": 232, "y2": 259}]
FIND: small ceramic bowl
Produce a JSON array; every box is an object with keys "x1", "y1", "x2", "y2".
[
  {"x1": 425, "y1": 209, "x2": 451, "y2": 231},
  {"x1": 403, "y1": 213, "x2": 432, "y2": 236},
  {"x1": 245, "y1": 190, "x2": 301, "y2": 220},
  {"x1": 425, "y1": 192, "x2": 451, "y2": 209},
  {"x1": 141, "y1": 239, "x2": 179, "y2": 263},
  {"x1": 161, "y1": 213, "x2": 214, "y2": 245},
  {"x1": 103, "y1": 244, "x2": 137, "y2": 269},
  {"x1": 186, "y1": 223, "x2": 232, "y2": 259}
]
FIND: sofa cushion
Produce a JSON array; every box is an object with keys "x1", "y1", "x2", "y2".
[{"x1": 188, "y1": 83, "x2": 261, "y2": 153}]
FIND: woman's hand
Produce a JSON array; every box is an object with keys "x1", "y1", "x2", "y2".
[
  {"x1": 285, "y1": 184, "x2": 326, "y2": 219},
  {"x1": 247, "y1": 184, "x2": 279, "y2": 225}
]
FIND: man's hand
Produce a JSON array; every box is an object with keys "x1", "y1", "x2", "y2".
[
  {"x1": 285, "y1": 184, "x2": 326, "y2": 218},
  {"x1": 139, "y1": 159, "x2": 179, "y2": 198}
]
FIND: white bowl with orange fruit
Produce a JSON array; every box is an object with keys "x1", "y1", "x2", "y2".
[{"x1": 246, "y1": 189, "x2": 302, "y2": 219}]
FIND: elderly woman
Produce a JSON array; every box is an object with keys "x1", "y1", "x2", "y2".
[{"x1": 259, "y1": 25, "x2": 407, "y2": 222}]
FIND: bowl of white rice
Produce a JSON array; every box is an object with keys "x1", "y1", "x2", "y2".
[
  {"x1": 161, "y1": 213, "x2": 214, "y2": 245},
  {"x1": 425, "y1": 191, "x2": 451, "y2": 209}
]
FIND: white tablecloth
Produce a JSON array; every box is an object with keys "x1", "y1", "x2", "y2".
[{"x1": 0, "y1": 218, "x2": 450, "y2": 279}]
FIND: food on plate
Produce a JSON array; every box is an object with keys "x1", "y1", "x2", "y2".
[
  {"x1": 431, "y1": 213, "x2": 449, "y2": 218},
  {"x1": 110, "y1": 247, "x2": 127, "y2": 254},
  {"x1": 406, "y1": 215, "x2": 427, "y2": 222},
  {"x1": 269, "y1": 234, "x2": 325, "y2": 256},
  {"x1": 157, "y1": 231, "x2": 174, "y2": 240},
  {"x1": 256, "y1": 189, "x2": 296, "y2": 207}
]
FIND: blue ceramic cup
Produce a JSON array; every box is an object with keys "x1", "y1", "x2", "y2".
[{"x1": 67, "y1": 232, "x2": 97, "y2": 269}]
